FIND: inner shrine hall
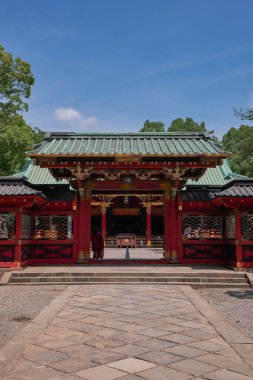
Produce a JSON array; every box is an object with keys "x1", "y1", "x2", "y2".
[{"x1": 1, "y1": 131, "x2": 253, "y2": 269}]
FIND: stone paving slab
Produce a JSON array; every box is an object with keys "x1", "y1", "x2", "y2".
[{"x1": 1, "y1": 284, "x2": 253, "y2": 379}]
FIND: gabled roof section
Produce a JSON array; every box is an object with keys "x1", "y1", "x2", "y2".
[
  {"x1": 28, "y1": 132, "x2": 228, "y2": 157},
  {"x1": 180, "y1": 190, "x2": 214, "y2": 202},
  {"x1": 212, "y1": 179, "x2": 253, "y2": 198},
  {"x1": 0, "y1": 177, "x2": 43, "y2": 196},
  {"x1": 187, "y1": 159, "x2": 246, "y2": 186},
  {"x1": 14, "y1": 158, "x2": 68, "y2": 185}
]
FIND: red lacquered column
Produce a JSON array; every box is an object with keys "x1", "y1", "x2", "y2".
[
  {"x1": 164, "y1": 187, "x2": 170, "y2": 258},
  {"x1": 15, "y1": 207, "x2": 22, "y2": 267},
  {"x1": 169, "y1": 187, "x2": 179, "y2": 262},
  {"x1": 235, "y1": 210, "x2": 242, "y2": 269},
  {"x1": 77, "y1": 182, "x2": 91, "y2": 259},
  {"x1": 101, "y1": 204, "x2": 107, "y2": 239},
  {"x1": 146, "y1": 204, "x2": 152, "y2": 246}
]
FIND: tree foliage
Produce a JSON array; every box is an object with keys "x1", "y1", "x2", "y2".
[
  {"x1": 0, "y1": 115, "x2": 37, "y2": 176},
  {"x1": 140, "y1": 119, "x2": 165, "y2": 132},
  {"x1": 32, "y1": 127, "x2": 45, "y2": 145},
  {"x1": 0, "y1": 45, "x2": 34, "y2": 129},
  {"x1": 222, "y1": 125, "x2": 253, "y2": 176},
  {"x1": 234, "y1": 107, "x2": 253, "y2": 121},
  {"x1": 167, "y1": 117, "x2": 207, "y2": 132}
]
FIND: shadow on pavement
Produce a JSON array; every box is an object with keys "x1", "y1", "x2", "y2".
[{"x1": 225, "y1": 290, "x2": 253, "y2": 299}]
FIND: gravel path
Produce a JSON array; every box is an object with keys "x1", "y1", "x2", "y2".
[
  {"x1": 0, "y1": 285, "x2": 66, "y2": 349},
  {"x1": 199, "y1": 287, "x2": 253, "y2": 341}
]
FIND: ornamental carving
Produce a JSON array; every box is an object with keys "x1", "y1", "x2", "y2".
[
  {"x1": 70, "y1": 164, "x2": 94, "y2": 180},
  {"x1": 163, "y1": 165, "x2": 186, "y2": 180},
  {"x1": 104, "y1": 172, "x2": 121, "y2": 181}
]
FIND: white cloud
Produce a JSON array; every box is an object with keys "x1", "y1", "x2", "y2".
[{"x1": 54, "y1": 107, "x2": 97, "y2": 130}]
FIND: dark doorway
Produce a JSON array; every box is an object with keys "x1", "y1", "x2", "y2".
[
  {"x1": 108, "y1": 215, "x2": 145, "y2": 235},
  {"x1": 152, "y1": 216, "x2": 164, "y2": 235},
  {"x1": 91, "y1": 216, "x2": 101, "y2": 232}
]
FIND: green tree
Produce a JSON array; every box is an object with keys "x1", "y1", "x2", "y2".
[
  {"x1": 168, "y1": 117, "x2": 207, "y2": 132},
  {"x1": 234, "y1": 107, "x2": 253, "y2": 121},
  {"x1": 0, "y1": 45, "x2": 34, "y2": 129},
  {"x1": 32, "y1": 127, "x2": 45, "y2": 145},
  {"x1": 0, "y1": 115, "x2": 34, "y2": 175},
  {"x1": 222, "y1": 125, "x2": 253, "y2": 176},
  {"x1": 140, "y1": 119, "x2": 165, "y2": 132}
]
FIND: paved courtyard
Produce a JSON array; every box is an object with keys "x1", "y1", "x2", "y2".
[
  {"x1": 103, "y1": 248, "x2": 164, "y2": 260},
  {"x1": 1, "y1": 284, "x2": 253, "y2": 379}
]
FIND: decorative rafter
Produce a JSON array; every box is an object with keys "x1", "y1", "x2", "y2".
[{"x1": 69, "y1": 164, "x2": 94, "y2": 180}]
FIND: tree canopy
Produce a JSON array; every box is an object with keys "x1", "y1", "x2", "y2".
[
  {"x1": 0, "y1": 45, "x2": 34, "y2": 129},
  {"x1": 234, "y1": 107, "x2": 253, "y2": 121},
  {"x1": 222, "y1": 125, "x2": 253, "y2": 177},
  {"x1": 32, "y1": 127, "x2": 45, "y2": 145},
  {"x1": 0, "y1": 115, "x2": 35, "y2": 176},
  {"x1": 140, "y1": 117, "x2": 207, "y2": 133},
  {"x1": 140, "y1": 119, "x2": 165, "y2": 132},
  {"x1": 167, "y1": 117, "x2": 207, "y2": 132}
]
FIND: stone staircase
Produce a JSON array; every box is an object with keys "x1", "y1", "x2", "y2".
[{"x1": 9, "y1": 271, "x2": 250, "y2": 288}]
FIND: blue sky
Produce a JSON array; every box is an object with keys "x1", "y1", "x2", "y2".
[{"x1": 1, "y1": 0, "x2": 253, "y2": 137}]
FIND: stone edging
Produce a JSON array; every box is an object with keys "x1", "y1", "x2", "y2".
[
  {"x1": 0, "y1": 272, "x2": 11, "y2": 286},
  {"x1": 245, "y1": 272, "x2": 253, "y2": 287},
  {"x1": 180, "y1": 285, "x2": 253, "y2": 371}
]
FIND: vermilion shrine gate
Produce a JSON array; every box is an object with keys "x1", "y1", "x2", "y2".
[{"x1": 0, "y1": 132, "x2": 253, "y2": 269}]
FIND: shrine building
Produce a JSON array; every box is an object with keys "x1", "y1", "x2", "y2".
[{"x1": 0, "y1": 132, "x2": 253, "y2": 269}]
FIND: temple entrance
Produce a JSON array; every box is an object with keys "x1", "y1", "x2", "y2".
[
  {"x1": 91, "y1": 193, "x2": 165, "y2": 253},
  {"x1": 91, "y1": 214, "x2": 145, "y2": 235},
  {"x1": 108, "y1": 215, "x2": 145, "y2": 235},
  {"x1": 152, "y1": 216, "x2": 164, "y2": 236}
]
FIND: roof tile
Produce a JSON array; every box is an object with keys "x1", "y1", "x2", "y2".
[{"x1": 29, "y1": 132, "x2": 227, "y2": 156}]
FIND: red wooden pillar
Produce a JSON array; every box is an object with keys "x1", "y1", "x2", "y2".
[
  {"x1": 177, "y1": 193, "x2": 183, "y2": 263},
  {"x1": 235, "y1": 210, "x2": 243, "y2": 269},
  {"x1": 146, "y1": 204, "x2": 152, "y2": 246},
  {"x1": 164, "y1": 187, "x2": 170, "y2": 258},
  {"x1": 72, "y1": 201, "x2": 78, "y2": 262},
  {"x1": 15, "y1": 207, "x2": 22, "y2": 267},
  {"x1": 170, "y1": 187, "x2": 178, "y2": 262},
  {"x1": 101, "y1": 204, "x2": 107, "y2": 238},
  {"x1": 77, "y1": 182, "x2": 92, "y2": 259}
]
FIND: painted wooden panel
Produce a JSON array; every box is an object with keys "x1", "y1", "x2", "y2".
[
  {"x1": 242, "y1": 246, "x2": 253, "y2": 262},
  {"x1": 0, "y1": 245, "x2": 15, "y2": 262},
  {"x1": 21, "y1": 245, "x2": 33, "y2": 261},
  {"x1": 225, "y1": 245, "x2": 236, "y2": 262},
  {"x1": 33, "y1": 244, "x2": 73, "y2": 259},
  {"x1": 183, "y1": 244, "x2": 224, "y2": 259}
]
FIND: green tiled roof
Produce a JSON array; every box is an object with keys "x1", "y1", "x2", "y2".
[
  {"x1": 187, "y1": 159, "x2": 245, "y2": 186},
  {"x1": 29, "y1": 132, "x2": 228, "y2": 157},
  {"x1": 14, "y1": 159, "x2": 67, "y2": 185}
]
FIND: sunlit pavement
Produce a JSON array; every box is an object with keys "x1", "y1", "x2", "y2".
[{"x1": 1, "y1": 283, "x2": 253, "y2": 379}]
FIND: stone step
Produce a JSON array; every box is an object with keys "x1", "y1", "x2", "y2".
[
  {"x1": 10, "y1": 276, "x2": 248, "y2": 283},
  {"x1": 8, "y1": 280, "x2": 249, "y2": 288},
  {"x1": 11, "y1": 271, "x2": 247, "y2": 278},
  {"x1": 76, "y1": 259, "x2": 170, "y2": 265},
  {"x1": 9, "y1": 269, "x2": 249, "y2": 288}
]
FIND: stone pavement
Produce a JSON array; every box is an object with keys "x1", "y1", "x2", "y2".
[
  {"x1": 103, "y1": 248, "x2": 164, "y2": 259},
  {"x1": 1, "y1": 285, "x2": 253, "y2": 379}
]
